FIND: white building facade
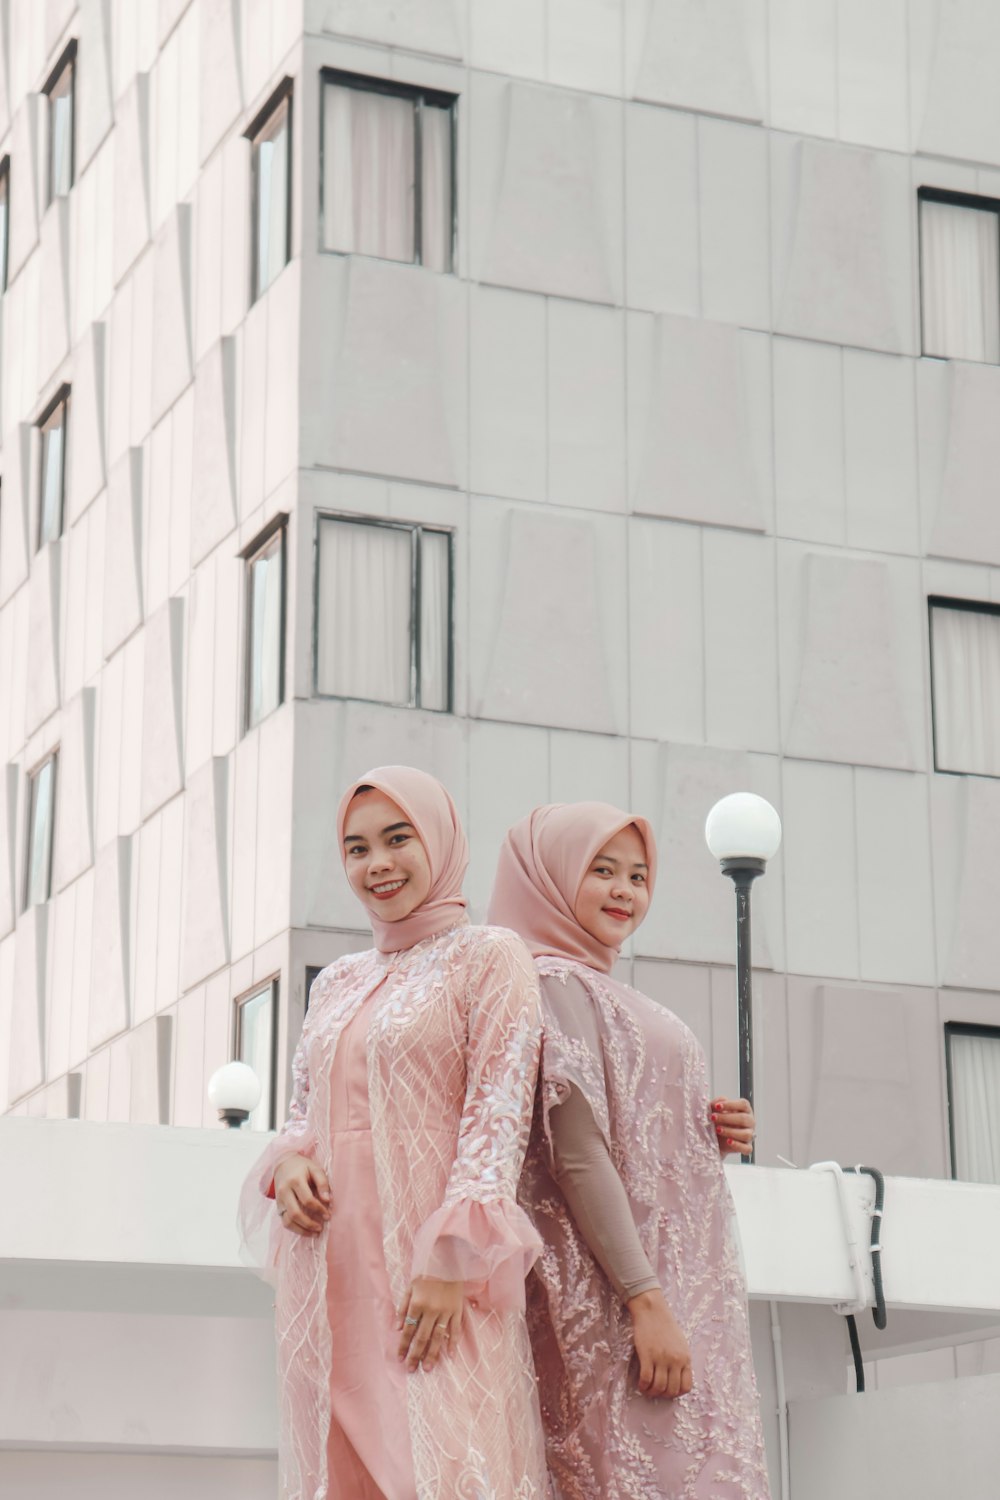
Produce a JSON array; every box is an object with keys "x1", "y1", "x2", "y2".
[{"x1": 3, "y1": 0, "x2": 1000, "y2": 1494}]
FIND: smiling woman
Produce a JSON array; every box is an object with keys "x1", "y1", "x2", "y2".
[{"x1": 239, "y1": 766, "x2": 548, "y2": 1500}]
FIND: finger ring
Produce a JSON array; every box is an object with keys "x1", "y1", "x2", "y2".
[
  {"x1": 435, "y1": 1322, "x2": 449, "y2": 1331},
  {"x1": 404, "y1": 1315, "x2": 420, "y2": 1326}
]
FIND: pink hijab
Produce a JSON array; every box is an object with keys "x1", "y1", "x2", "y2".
[
  {"x1": 487, "y1": 802, "x2": 657, "y2": 974},
  {"x1": 337, "y1": 765, "x2": 469, "y2": 954}
]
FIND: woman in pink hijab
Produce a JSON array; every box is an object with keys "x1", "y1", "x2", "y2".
[
  {"x1": 489, "y1": 803, "x2": 770, "y2": 1500},
  {"x1": 241, "y1": 767, "x2": 549, "y2": 1500}
]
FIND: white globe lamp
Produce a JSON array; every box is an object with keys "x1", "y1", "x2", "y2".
[{"x1": 208, "y1": 1060, "x2": 262, "y2": 1129}]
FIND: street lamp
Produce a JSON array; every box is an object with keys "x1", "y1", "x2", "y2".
[
  {"x1": 705, "y1": 793, "x2": 782, "y2": 1163},
  {"x1": 207, "y1": 1060, "x2": 262, "y2": 1129}
]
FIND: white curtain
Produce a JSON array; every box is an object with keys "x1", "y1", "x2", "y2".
[
  {"x1": 256, "y1": 103, "x2": 289, "y2": 296},
  {"x1": 248, "y1": 539, "x2": 283, "y2": 727},
  {"x1": 420, "y1": 103, "x2": 453, "y2": 273},
  {"x1": 317, "y1": 519, "x2": 412, "y2": 704},
  {"x1": 323, "y1": 82, "x2": 414, "y2": 262},
  {"x1": 240, "y1": 985, "x2": 275, "y2": 1132},
  {"x1": 39, "y1": 416, "x2": 64, "y2": 546},
  {"x1": 921, "y1": 197, "x2": 1000, "y2": 362},
  {"x1": 931, "y1": 606, "x2": 1000, "y2": 776},
  {"x1": 50, "y1": 81, "x2": 72, "y2": 199},
  {"x1": 950, "y1": 1032, "x2": 1000, "y2": 1185},
  {"x1": 419, "y1": 530, "x2": 450, "y2": 710},
  {"x1": 26, "y1": 758, "x2": 55, "y2": 908}
]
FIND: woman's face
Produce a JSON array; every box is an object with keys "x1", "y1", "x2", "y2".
[
  {"x1": 573, "y1": 823, "x2": 651, "y2": 949},
  {"x1": 342, "y1": 790, "x2": 433, "y2": 922}
]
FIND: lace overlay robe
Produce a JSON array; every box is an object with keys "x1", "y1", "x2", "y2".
[
  {"x1": 241, "y1": 921, "x2": 550, "y2": 1500},
  {"x1": 520, "y1": 959, "x2": 770, "y2": 1500}
]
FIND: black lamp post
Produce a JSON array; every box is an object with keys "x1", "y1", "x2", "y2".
[{"x1": 705, "y1": 793, "x2": 782, "y2": 1164}]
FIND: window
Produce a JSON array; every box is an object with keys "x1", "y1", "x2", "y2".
[
  {"x1": 37, "y1": 388, "x2": 69, "y2": 548},
  {"x1": 321, "y1": 71, "x2": 455, "y2": 273},
  {"x1": 315, "y1": 516, "x2": 452, "y2": 710},
  {"x1": 919, "y1": 188, "x2": 1000, "y2": 363},
  {"x1": 929, "y1": 598, "x2": 1000, "y2": 777},
  {"x1": 248, "y1": 80, "x2": 292, "y2": 301},
  {"x1": 0, "y1": 156, "x2": 9, "y2": 294},
  {"x1": 946, "y1": 1024, "x2": 1000, "y2": 1185},
  {"x1": 24, "y1": 753, "x2": 57, "y2": 909},
  {"x1": 235, "y1": 979, "x2": 278, "y2": 1131},
  {"x1": 44, "y1": 42, "x2": 76, "y2": 204},
  {"x1": 243, "y1": 517, "x2": 287, "y2": 729},
  {"x1": 305, "y1": 965, "x2": 324, "y2": 1014}
]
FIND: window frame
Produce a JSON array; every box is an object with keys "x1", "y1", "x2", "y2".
[
  {"x1": 318, "y1": 67, "x2": 458, "y2": 272},
  {"x1": 0, "y1": 154, "x2": 10, "y2": 295},
  {"x1": 43, "y1": 39, "x2": 77, "y2": 206},
  {"x1": 917, "y1": 185, "x2": 1000, "y2": 363},
  {"x1": 246, "y1": 76, "x2": 294, "y2": 304},
  {"x1": 36, "y1": 383, "x2": 70, "y2": 550},
  {"x1": 927, "y1": 594, "x2": 1000, "y2": 778},
  {"x1": 233, "y1": 975, "x2": 279, "y2": 1131},
  {"x1": 23, "y1": 750, "x2": 58, "y2": 912},
  {"x1": 241, "y1": 512, "x2": 288, "y2": 733},
  {"x1": 944, "y1": 1021, "x2": 1000, "y2": 1182},
  {"x1": 312, "y1": 511, "x2": 454, "y2": 713},
  {"x1": 305, "y1": 964, "x2": 325, "y2": 1014}
]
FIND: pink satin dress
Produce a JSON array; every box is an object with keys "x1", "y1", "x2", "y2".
[{"x1": 325, "y1": 992, "x2": 416, "y2": 1499}]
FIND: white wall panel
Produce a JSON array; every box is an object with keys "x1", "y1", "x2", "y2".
[
  {"x1": 300, "y1": 256, "x2": 466, "y2": 488},
  {"x1": 238, "y1": 296, "x2": 267, "y2": 519},
  {"x1": 773, "y1": 337, "x2": 844, "y2": 545},
  {"x1": 548, "y1": 730, "x2": 630, "y2": 811},
  {"x1": 69, "y1": 871, "x2": 93, "y2": 1072},
  {"x1": 768, "y1": 0, "x2": 837, "y2": 137},
  {"x1": 703, "y1": 529, "x2": 780, "y2": 754},
  {"x1": 917, "y1": 0, "x2": 1000, "y2": 166},
  {"x1": 45, "y1": 884, "x2": 77, "y2": 1083},
  {"x1": 193, "y1": 147, "x2": 223, "y2": 363},
  {"x1": 0, "y1": 425, "x2": 31, "y2": 607},
  {"x1": 928, "y1": 362, "x2": 1000, "y2": 567},
  {"x1": 220, "y1": 133, "x2": 251, "y2": 338},
  {"x1": 52, "y1": 687, "x2": 96, "y2": 893},
  {"x1": 151, "y1": 204, "x2": 194, "y2": 424},
  {"x1": 936, "y1": 774, "x2": 1000, "y2": 991},
  {"x1": 469, "y1": 0, "x2": 544, "y2": 79},
  {"x1": 9, "y1": 904, "x2": 48, "y2": 1101},
  {"x1": 37, "y1": 199, "x2": 71, "y2": 387},
  {"x1": 783, "y1": 551, "x2": 914, "y2": 770},
  {"x1": 467, "y1": 717, "x2": 549, "y2": 917},
  {"x1": 843, "y1": 348, "x2": 919, "y2": 555},
  {"x1": 76, "y1": 0, "x2": 115, "y2": 172},
  {"x1": 180, "y1": 756, "x2": 230, "y2": 992},
  {"x1": 629, "y1": 313, "x2": 768, "y2": 530},
  {"x1": 837, "y1": 0, "x2": 909, "y2": 152},
  {"x1": 112, "y1": 73, "x2": 152, "y2": 284},
  {"x1": 627, "y1": 517, "x2": 703, "y2": 745},
  {"x1": 547, "y1": 0, "x2": 623, "y2": 94},
  {"x1": 773, "y1": 137, "x2": 913, "y2": 355},
  {"x1": 262, "y1": 261, "x2": 299, "y2": 500},
  {"x1": 89, "y1": 836, "x2": 133, "y2": 1049},
  {"x1": 25, "y1": 541, "x2": 61, "y2": 735},
  {"x1": 190, "y1": 338, "x2": 238, "y2": 565},
  {"x1": 140, "y1": 597, "x2": 185, "y2": 819},
  {"x1": 253, "y1": 709, "x2": 292, "y2": 945},
  {"x1": 855, "y1": 769, "x2": 935, "y2": 986},
  {"x1": 185, "y1": 559, "x2": 216, "y2": 777},
  {"x1": 7, "y1": 96, "x2": 42, "y2": 285},
  {"x1": 469, "y1": 284, "x2": 546, "y2": 504},
  {"x1": 781, "y1": 759, "x2": 858, "y2": 980},
  {"x1": 472, "y1": 75, "x2": 623, "y2": 303},
  {"x1": 547, "y1": 300, "x2": 625, "y2": 511},
  {"x1": 68, "y1": 321, "x2": 108, "y2": 524},
  {"x1": 129, "y1": 246, "x2": 155, "y2": 448},
  {"x1": 119, "y1": 633, "x2": 146, "y2": 837},
  {"x1": 171, "y1": 987, "x2": 206, "y2": 1123},
  {"x1": 198, "y1": 0, "x2": 243, "y2": 163},
  {"x1": 698, "y1": 117, "x2": 770, "y2": 331},
  {"x1": 307, "y1": 0, "x2": 464, "y2": 58},
  {"x1": 472, "y1": 502, "x2": 627, "y2": 733},
  {"x1": 628, "y1": 0, "x2": 764, "y2": 121},
  {"x1": 103, "y1": 449, "x2": 145, "y2": 658},
  {"x1": 0, "y1": 763, "x2": 18, "y2": 940},
  {"x1": 132, "y1": 810, "x2": 162, "y2": 1027},
  {"x1": 624, "y1": 103, "x2": 698, "y2": 318},
  {"x1": 156, "y1": 795, "x2": 184, "y2": 1012}
]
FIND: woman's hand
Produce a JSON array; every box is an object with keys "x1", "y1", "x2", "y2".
[
  {"x1": 397, "y1": 1277, "x2": 464, "y2": 1373},
  {"x1": 627, "y1": 1288, "x2": 693, "y2": 1398},
  {"x1": 711, "y1": 1097, "x2": 755, "y2": 1157},
  {"x1": 273, "y1": 1154, "x2": 331, "y2": 1236}
]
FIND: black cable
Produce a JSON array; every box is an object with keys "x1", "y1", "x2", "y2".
[{"x1": 842, "y1": 1165, "x2": 887, "y2": 1391}]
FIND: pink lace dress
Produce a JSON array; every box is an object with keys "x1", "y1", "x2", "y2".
[
  {"x1": 521, "y1": 959, "x2": 771, "y2": 1500},
  {"x1": 241, "y1": 920, "x2": 550, "y2": 1500}
]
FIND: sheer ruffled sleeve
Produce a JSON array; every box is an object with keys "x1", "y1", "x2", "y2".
[
  {"x1": 537, "y1": 969, "x2": 614, "y2": 1151},
  {"x1": 237, "y1": 970, "x2": 331, "y2": 1273},
  {"x1": 410, "y1": 928, "x2": 543, "y2": 1310}
]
